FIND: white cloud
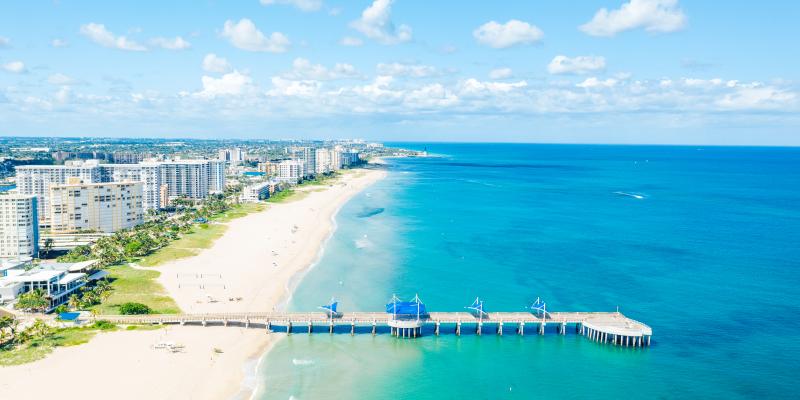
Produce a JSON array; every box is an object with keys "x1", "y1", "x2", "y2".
[
  {"x1": 350, "y1": 0, "x2": 412, "y2": 45},
  {"x1": 48, "y1": 73, "x2": 76, "y2": 85},
  {"x1": 717, "y1": 85, "x2": 796, "y2": 110},
  {"x1": 267, "y1": 77, "x2": 321, "y2": 97},
  {"x1": 0, "y1": 37, "x2": 10, "y2": 48},
  {"x1": 221, "y1": 19, "x2": 290, "y2": 52},
  {"x1": 339, "y1": 36, "x2": 364, "y2": 47},
  {"x1": 377, "y1": 62, "x2": 437, "y2": 78},
  {"x1": 151, "y1": 36, "x2": 191, "y2": 50},
  {"x1": 576, "y1": 77, "x2": 618, "y2": 88},
  {"x1": 198, "y1": 71, "x2": 254, "y2": 98},
  {"x1": 580, "y1": 0, "x2": 686, "y2": 37},
  {"x1": 405, "y1": 84, "x2": 459, "y2": 108},
  {"x1": 80, "y1": 23, "x2": 147, "y2": 51},
  {"x1": 51, "y1": 38, "x2": 68, "y2": 48},
  {"x1": 2, "y1": 61, "x2": 26, "y2": 73},
  {"x1": 489, "y1": 68, "x2": 513, "y2": 79},
  {"x1": 260, "y1": 0, "x2": 323, "y2": 12},
  {"x1": 548, "y1": 55, "x2": 606, "y2": 75},
  {"x1": 459, "y1": 78, "x2": 528, "y2": 96},
  {"x1": 284, "y1": 58, "x2": 361, "y2": 80},
  {"x1": 202, "y1": 54, "x2": 232, "y2": 73},
  {"x1": 473, "y1": 20, "x2": 543, "y2": 49}
]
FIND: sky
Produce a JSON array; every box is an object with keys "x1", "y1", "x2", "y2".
[{"x1": 0, "y1": 0, "x2": 799, "y2": 145}]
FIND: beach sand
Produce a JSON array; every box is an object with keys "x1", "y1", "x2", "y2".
[{"x1": 0, "y1": 167, "x2": 387, "y2": 400}]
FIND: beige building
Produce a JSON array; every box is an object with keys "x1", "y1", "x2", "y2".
[
  {"x1": 14, "y1": 160, "x2": 102, "y2": 226},
  {"x1": 49, "y1": 179, "x2": 144, "y2": 233}
]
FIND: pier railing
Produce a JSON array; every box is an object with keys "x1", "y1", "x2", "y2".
[{"x1": 96, "y1": 310, "x2": 652, "y2": 347}]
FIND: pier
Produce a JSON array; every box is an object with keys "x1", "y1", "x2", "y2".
[{"x1": 98, "y1": 310, "x2": 652, "y2": 347}]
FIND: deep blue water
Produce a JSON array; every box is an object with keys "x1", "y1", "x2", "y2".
[{"x1": 258, "y1": 144, "x2": 800, "y2": 399}]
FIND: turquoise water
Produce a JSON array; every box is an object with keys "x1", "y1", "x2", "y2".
[{"x1": 257, "y1": 144, "x2": 800, "y2": 399}]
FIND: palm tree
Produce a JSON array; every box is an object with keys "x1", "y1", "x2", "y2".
[
  {"x1": 68, "y1": 294, "x2": 81, "y2": 310},
  {"x1": 41, "y1": 238, "x2": 54, "y2": 258}
]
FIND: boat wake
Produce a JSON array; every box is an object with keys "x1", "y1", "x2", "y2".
[
  {"x1": 613, "y1": 191, "x2": 646, "y2": 199},
  {"x1": 292, "y1": 359, "x2": 315, "y2": 366}
]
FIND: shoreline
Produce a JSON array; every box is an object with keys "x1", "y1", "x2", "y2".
[{"x1": 0, "y1": 166, "x2": 388, "y2": 400}]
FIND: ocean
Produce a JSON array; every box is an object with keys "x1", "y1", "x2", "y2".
[{"x1": 255, "y1": 144, "x2": 800, "y2": 399}]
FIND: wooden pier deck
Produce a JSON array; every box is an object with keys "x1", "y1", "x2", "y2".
[{"x1": 98, "y1": 310, "x2": 652, "y2": 347}]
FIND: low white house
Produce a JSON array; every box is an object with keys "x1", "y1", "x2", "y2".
[{"x1": 0, "y1": 260, "x2": 99, "y2": 311}]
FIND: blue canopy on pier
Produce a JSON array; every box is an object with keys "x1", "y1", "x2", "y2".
[
  {"x1": 319, "y1": 298, "x2": 341, "y2": 317},
  {"x1": 530, "y1": 297, "x2": 548, "y2": 316},
  {"x1": 466, "y1": 297, "x2": 488, "y2": 318},
  {"x1": 386, "y1": 295, "x2": 428, "y2": 317}
]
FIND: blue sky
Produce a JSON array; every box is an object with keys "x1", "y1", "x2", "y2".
[{"x1": 0, "y1": 0, "x2": 798, "y2": 144}]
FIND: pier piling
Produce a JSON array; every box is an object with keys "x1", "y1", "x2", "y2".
[{"x1": 100, "y1": 310, "x2": 651, "y2": 347}]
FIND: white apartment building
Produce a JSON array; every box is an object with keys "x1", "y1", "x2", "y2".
[
  {"x1": 49, "y1": 179, "x2": 144, "y2": 233},
  {"x1": 102, "y1": 163, "x2": 162, "y2": 211},
  {"x1": 218, "y1": 148, "x2": 244, "y2": 163},
  {"x1": 315, "y1": 148, "x2": 332, "y2": 174},
  {"x1": 239, "y1": 181, "x2": 275, "y2": 203},
  {"x1": 296, "y1": 147, "x2": 316, "y2": 178},
  {"x1": 0, "y1": 194, "x2": 39, "y2": 258},
  {"x1": 15, "y1": 160, "x2": 102, "y2": 226},
  {"x1": 208, "y1": 160, "x2": 226, "y2": 194},
  {"x1": 277, "y1": 160, "x2": 305, "y2": 183},
  {"x1": 159, "y1": 160, "x2": 211, "y2": 200}
]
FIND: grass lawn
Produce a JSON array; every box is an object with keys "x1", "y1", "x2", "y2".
[
  {"x1": 138, "y1": 203, "x2": 266, "y2": 267},
  {"x1": 0, "y1": 322, "x2": 117, "y2": 366},
  {"x1": 138, "y1": 223, "x2": 227, "y2": 267},
  {"x1": 91, "y1": 265, "x2": 180, "y2": 315},
  {"x1": 211, "y1": 202, "x2": 266, "y2": 222},
  {"x1": 267, "y1": 188, "x2": 309, "y2": 203}
]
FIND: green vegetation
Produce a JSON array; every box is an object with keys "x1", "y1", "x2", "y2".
[
  {"x1": 118, "y1": 302, "x2": 152, "y2": 315},
  {"x1": 265, "y1": 172, "x2": 341, "y2": 204},
  {"x1": 0, "y1": 319, "x2": 117, "y2": 366},
  {"x1": 267, "y1": 188, "x2": 304, "y2": 203},
  {"x1": 90, "y1": 266, "x2": 180, "y2": 315},
  {"x1": 301, "y1": 171, "x2": 340, "y2": 186},
  {"x1": 211, "y1": 202, "x2": 266, "y2": 222},
  {"x1": 15, "y1": 289, "x2": 49, "y2": 313},
  {"x1": 138, "y1": 223, "x2": 227, "y2": 267},
  {"x1": 125, "y1": 324, "x2": 164, "y2": 331}
]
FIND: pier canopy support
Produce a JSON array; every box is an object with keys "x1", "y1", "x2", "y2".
[{"x1": 386, "y1": 294, "x2": 428, "y2": 340}]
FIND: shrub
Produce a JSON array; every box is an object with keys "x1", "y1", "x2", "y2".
[
  {"x1": 118, "y1": 302, "x2": 152, "y2": 315},
  {"x1": 91, "y1": 320, "x2": 117, "y2": 330}
]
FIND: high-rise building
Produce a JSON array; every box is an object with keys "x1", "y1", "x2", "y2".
[
  {"x1": 159, "y1": 160, "x2": 211, "y2": 200},
  {"x1": 112, "y1": 151, "x2": 149, "y2": 164},
  {"x1": 49, "y1": 179, "x2": 143, "y2": 233},
  {"x1": 101, "y1": 163, "x2": 162, "y2": 211},
  {"x1": 277, "y1": 160, "x2": 305, "y2": 183},
  {"x1": 218, "y1": 148, "x2": 244, "y2": 164},
  {"x1": 208, "y1": 160, "x2": 226, "y2": 194},
  {"x1": 296, "y1": 147, "x2": 316, "y2": 178},
  {"x1": 15, "y1": 160, "x2": 102, "y2": 226},
  {"x1": 315, "y1": 148, "x2": 331, "y2": 174},
  {"x1": 0, "y1": 194, "x2": 39, "y2": 258}
]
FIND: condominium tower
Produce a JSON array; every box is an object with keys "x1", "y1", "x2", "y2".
[
  {"x1": 0, "y1": 194, "x2": 39, "y2": 258},
  {"x1": 15, "y1": 160, "x2": 102, "y2": 226},
  {"x1": 49, "y1": 179, "x2": 144, "y2": 233}
]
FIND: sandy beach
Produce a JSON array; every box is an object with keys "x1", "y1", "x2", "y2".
[{"x1": 0, "y1": 166, "x2": 387, "y2": 400}]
